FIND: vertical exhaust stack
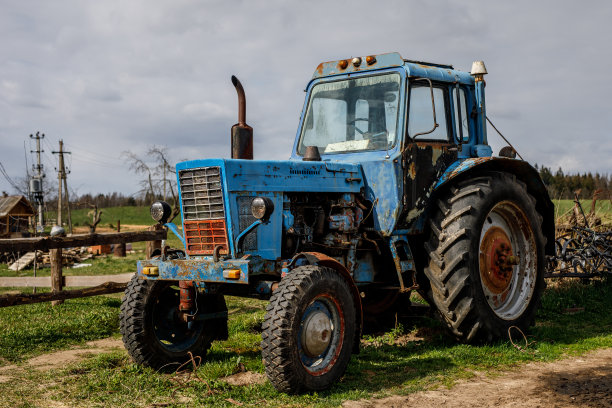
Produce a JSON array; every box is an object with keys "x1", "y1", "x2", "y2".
[{"x1": 231, "y1": 75, "x2": 253, "y2": 159}]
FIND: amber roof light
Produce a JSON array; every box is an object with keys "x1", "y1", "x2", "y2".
[{"x1": 366, "y1": 55, "x2": 377, "y2": 65}]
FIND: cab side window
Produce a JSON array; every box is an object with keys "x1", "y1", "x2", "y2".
[
  {"x1": 452, "y1": 87, "x2": 470, "y2": 143},
  {"x1": 408, "y1": 86, "x2": 449, "y2": 141}
]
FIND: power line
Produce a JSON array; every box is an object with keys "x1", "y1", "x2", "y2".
[
  {"x1": 70, "y1": 153, "x2": 123, "y2": 168},
  {"x1": 0, "y1": 161, "x2": 21, "y2": 191},
  {"x1": 66, "y1": 143, "x2": 125, "y2": 164}
]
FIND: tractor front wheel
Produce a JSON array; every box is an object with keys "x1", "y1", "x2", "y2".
[
  {"x1": 261, "y1": 265, "x2": 356, "y2": 393},
  {"x1": 120, "y1": 275, "x2": 227, "y2": 370}
]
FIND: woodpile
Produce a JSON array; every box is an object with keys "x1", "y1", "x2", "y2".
[{"x1": 38, "y1": 247, "x2": 93, "y2": 267}]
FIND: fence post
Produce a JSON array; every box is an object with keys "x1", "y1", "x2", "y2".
[
  {"x1": 50, "y1": 248, "x2": 63, "y2": 306},
  {"x1": 146, "y1": 224, "x2": 163, "y2": 259},
  {"x1": 113, "y1": 220, "x2": 126, "y2": 257}
]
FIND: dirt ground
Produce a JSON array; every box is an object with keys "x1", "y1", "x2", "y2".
[
  {"x1": 0, "y1": 340, "x2": 609, "y2": 406},
  {"x1": 344, "y1": 347, "x2": 612, "y2": 408}
]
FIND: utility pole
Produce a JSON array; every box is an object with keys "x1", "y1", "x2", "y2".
[
  {"x1": 29, "y1": 132, "x2": 45, "y2": 233},
  {"x1": 52, "y1": 140, "x2": 72, "y2": 233}
]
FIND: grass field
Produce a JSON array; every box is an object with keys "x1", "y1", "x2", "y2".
[
  {"x1": 553, "y1": 198, "x2": 612, "y2": 224},
  {"x1": 46, "y1": 206, "x2": 181, "y2": 229},
  {"x1": 0, "y1": 205, "x2": 609, "y2": 406}
]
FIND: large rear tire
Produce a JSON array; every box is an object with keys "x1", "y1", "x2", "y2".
[
  {"x1": 424, "y1": 173, "x2": 546, "y2": 342},
  {"x1": 261, "y1": 265, "x2": 356, "y2": 394},
  {"x1": 120, "y1": 275, "x2": 227, "y2": 370}
]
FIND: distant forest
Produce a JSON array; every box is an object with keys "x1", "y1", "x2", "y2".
[{"x1": 536, "y1": 165, "x2": 611, "y2": 200}]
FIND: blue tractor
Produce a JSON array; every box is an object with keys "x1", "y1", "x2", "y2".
[{"x1": 120, "y1": 53, "x2": 554, "y2": 393}]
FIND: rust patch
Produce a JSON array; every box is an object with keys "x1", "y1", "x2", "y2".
[
  {"x1": 316, "y1": 63, "x2": 324, "y2": 76},
  {"x1": 408, "y1": 162, "x2": 416, "y2": 179},
  {"x1": 479, "y1": 226, "x2": 514, "y2": 294}
]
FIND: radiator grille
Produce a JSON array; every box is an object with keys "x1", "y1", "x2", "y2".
[
  {"x1": 184, "y1": 220, "x2": 229, "y2": 255},
  {"x1": 179, "y1": 166, "x2": 228, "y2": 255},
  {"x1": 237, "y1": 197, "x2": 257, "y2": 251},
  {"x1": 179, "y1": 167, "x2": 224, "y2": 220}
]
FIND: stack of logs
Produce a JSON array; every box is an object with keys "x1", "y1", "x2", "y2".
[{"x1": 39, "y1": 247, "x2": 93, "y2": 267}]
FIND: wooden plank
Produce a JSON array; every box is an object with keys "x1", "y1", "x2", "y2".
[
  {"x1": 146, "y1": 225, "x2": 163, "y2": 259},
  {"x1": 64, "y1": 273, "x2": 134, "y2": 287},
  {"x1": 0, "y1": 229, "x2": 167, "y2": 252},
  {"x1": 0, "y1": 282, "x2": 128, "y2": 308},
  {"x1": 0, "y1": 276, "x2": 51, "y2": 287},
  {"x1": 0, "y1": 273, "x2": 134, "y2": 288},
  {"x1": 8, "y1": 251, "x2": 36, "y2": 271}
]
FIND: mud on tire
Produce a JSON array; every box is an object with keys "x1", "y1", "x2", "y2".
[
  {"x1": 261, "y1": 265, "x2": 356, "y2": 394},
  {"x1": 120, "y1": 275, "x2": 227, "y2": 370},
  {"x1": 424, "y1": 172, "x2": 546, "y2": 342}
]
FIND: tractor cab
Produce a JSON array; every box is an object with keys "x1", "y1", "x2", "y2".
[{"x1": 291, "y1": 52, "x2": 493, "y2": 234}]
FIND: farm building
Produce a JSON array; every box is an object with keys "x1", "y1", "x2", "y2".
[{"x1": 0, "y1": 195, "x2": 35, "y2": 237}]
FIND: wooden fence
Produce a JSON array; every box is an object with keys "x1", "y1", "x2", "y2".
[{"x1": 0, "y1": 227, "x2": 166, "y2": 307}]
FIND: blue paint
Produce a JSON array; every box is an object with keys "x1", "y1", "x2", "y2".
[
  {"x1": 235, "y1": 219, "x2": 262, "y2": 252},
  {"x1": 164, "y1": 222, "x2": 185, "y2": 247},
  {"x1": 138, "y1": 257, "x2": 250, "y2": 284}
]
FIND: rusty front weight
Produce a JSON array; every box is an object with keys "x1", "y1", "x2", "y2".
[{"x1": 179, "y1": 280, "x2": 196, "y2": 313}]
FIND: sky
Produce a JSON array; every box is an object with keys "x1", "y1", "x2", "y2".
[{"x1": 1, "y1": 0, "x2": 611, "y2": 198}]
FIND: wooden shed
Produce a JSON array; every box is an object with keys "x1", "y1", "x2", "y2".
[{"x1": 0, "y1": 195, "x2": 35, "y2": 238}]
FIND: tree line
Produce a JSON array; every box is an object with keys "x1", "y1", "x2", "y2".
[{"x1": 536, "y1": 165, "x2": 611, "y2": 199}]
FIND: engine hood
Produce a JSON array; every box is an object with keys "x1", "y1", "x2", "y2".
[{"x1": 176, "y1": 158, "x2": 364, "y2": 193}]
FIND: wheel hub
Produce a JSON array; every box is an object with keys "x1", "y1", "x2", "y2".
[
  {"x1": 301, "y1": 310, "x2": 332, "y2": 357},
  {"x1": 479, "y1": 226, "x2": 519, "y2": 294}
]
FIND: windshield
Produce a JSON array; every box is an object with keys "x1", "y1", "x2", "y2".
[{"x1": 298, "y1": 73, "x2": 401, "y2": 155}]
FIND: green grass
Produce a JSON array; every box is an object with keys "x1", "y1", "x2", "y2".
[
  {"x1": 553, "y1": 198, "x2": 612, "y2": 223},
  {"x1": 0, "y1": 278, "x2": 610, "y2": 407},
  {"x1": 47, "y1": 206, "x2": 182, "y2": 228},
  {"x1": 0, "y1": 295, "x2": 121, "y2": 363},
  {"x1": 0, "y1": 252, "x2": 143, "y2": 279}
]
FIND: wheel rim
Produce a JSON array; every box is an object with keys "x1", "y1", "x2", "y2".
[
  {"x1": 479, "y1": 201, "x2": 538, "y2": 320},
  {"x1": 151, "y1": 284, "x2": 204, "y2": 353},
  {"x1": 298, "y1": 294, "x2": 345, "y2": 375}
]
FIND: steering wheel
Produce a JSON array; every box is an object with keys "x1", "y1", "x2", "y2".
[{"x1": 348, "y1": 118, "x2": 369, "y2": 135}]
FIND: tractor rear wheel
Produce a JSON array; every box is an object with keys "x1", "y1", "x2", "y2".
[
  {"x1": 424, "y1": 173, "x2": 546, "y2": 342},
  {"x1": 120, "y1": 275, "x2": 227, "y2": 370},
  {"x1": 261, "y1": 265, "x2": 356, "y2": 394}
]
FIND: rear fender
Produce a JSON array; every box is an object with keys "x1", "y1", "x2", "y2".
[
  {"x1": 289, "y1": 251, "x2": 363, "y2": 353},
  {"x1": 430, "y1": 157, "x2": 555, "y2": 255}
]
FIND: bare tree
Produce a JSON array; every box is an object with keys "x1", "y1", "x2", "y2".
[
  {"x1": 122, "y1": 151, "x2": 157, "y2": 204},
  {"x1": 147, "y1": 146, "x2": 181, "y2": 223},
  {"x1": 123, "y1": 146, "x2": 182, "y2": 222},
  {"x1": 78, "y1": 202, "x2": 103, "y2": 233}
]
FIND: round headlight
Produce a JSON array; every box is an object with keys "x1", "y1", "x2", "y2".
[
  {"x1": 251, "y1": 197, "x2": 274, "y2": 220},
  {"x1": 150, "y1": 201, "x2": 172, "y2": 223}
]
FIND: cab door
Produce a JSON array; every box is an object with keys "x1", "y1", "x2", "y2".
[{"x1": 401, "y1": 81, "x2": 459, "y2": 226}]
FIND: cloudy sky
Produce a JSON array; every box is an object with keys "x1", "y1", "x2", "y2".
[{"x1": 1, "y1": 0, "x2": 611, "y2": 198}]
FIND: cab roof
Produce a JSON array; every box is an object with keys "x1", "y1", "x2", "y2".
[{"x1": 311, "y1": 52, "x2": 474, "y2": 85}]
